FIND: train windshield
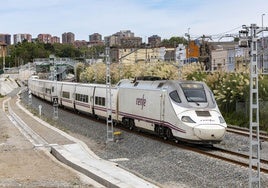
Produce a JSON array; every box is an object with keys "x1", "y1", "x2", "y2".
[{"x1": 180, "y1": 83, "x2": 207, "y2": 103}]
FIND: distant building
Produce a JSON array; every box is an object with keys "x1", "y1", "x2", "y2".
[
  {"x1": 89, "y1": 33, "x2": 102, "y2": 43},
  {"x1": 0, "y1": 41, "x2": 7, "y2": 58},
  {"x1": 104, "y1": 35, "x2": 120, "y2": 47},
  {"x1": 110, "y1": 47, "x2": 181, "y2": 63},
  {"x1": 148, "y1": 35, "x2": 161, "y2": 47},
  {"x1": 74, "y1": 40, "x2": 88, "y2": 48},
  {"x1": 38, "y1": 34, "x2": 52, "y2": 43},
  {"x1": 0, "y1": 34, "x2": 11, "y2": 45},
  {"x1": 184, "y1": 40, "x2": 200, "y2": 64},
  {"x1": 62, "y1": 32, "x2": 75, "y2": 44},
  {"x1": 115, "y1": 30, "x2": 134, "y2": 38},
  {"x1": 120, "y1": 37, "x2": 142, "y2": 48},
  {"x1": 89, "y1": 33, "x2": 103, "y2": 46},
  {"x1": 210, "y1": 42, "x2": 237, "y2": 71},
  {"x1": 13, "y1": 34, "x2": 32, "y2": 44},
  {"x1": 51, "y1": 36, "x2": 60, "y2": 44},
  {"x1": 105, "y1": 30, "x2": 141, "y2": 47}
]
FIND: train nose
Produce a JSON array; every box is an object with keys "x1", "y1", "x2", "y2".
[{"x1": 193, "y1": 124, "x2": 226, "y2": 140}]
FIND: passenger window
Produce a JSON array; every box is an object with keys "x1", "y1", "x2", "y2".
[
  {"x1": 62, "y1": 91, "x2": 70, "y2": 99},
  {"x1": 169, "y1": 90, "x2": 181, "y2": 103}
]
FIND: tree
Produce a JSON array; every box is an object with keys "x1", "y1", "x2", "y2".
[{"x1": 160, "y1": 37, "x2": 188, "y2": 47}]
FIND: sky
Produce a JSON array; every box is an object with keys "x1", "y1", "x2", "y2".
[{"x1": 1, "y1": 0, "x2": 268, "y2": 42}]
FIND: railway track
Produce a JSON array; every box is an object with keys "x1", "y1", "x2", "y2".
[
  {"x1": 227, "y1": 125, "x2": 268, "y2": 141},
  {"x1": 210, "y1": 146, "x2": 268, "y2": 173},
  {"x1": 128, "y1": 128, "x2": 268, "y2": 175},
  {"x1": 23, "y1": 92, "x2": 268, "y2": 175}
]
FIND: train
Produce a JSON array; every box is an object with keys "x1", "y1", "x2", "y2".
[{"x1": 28, "y1": 76, "x2": 227, "y2": 144}]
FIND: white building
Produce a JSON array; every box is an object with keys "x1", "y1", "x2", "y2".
[{"x1": 13, "y1": 34, "x2": 32, "y2": 44}]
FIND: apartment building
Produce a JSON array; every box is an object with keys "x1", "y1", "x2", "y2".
[
  {"x1": 74, "y1": 40, "x2": 88, "y2": 48},
  {"x1": 89, "y1": 33, "x2": 102, "y2": 42},
  {"x1": 51, "y1": 36, "x2": 60, "y2": 44},
  {"x1": 13, "y1": 34, "x2": 32, "y2": 44},
  {"x1": 0, "y1": 34, "x2": 11, "y2": 45},
  {"x1": 38, "y1": 34, "x2": 52, "y2": 43},
  {"x1": 0, "y1": 41, "x2": 7, "y2": 58},
  {"x1": 120, "y1": 37, "x2": 142, "y2": 48},
  {"x1": 105, "y1": 30, "x2": 136, "y2": 47},
  {"x1": 89, "y1": 33, "x2": 103, "y2": 46},
  {"x1": 211, "y1": 42, "x2": 236, "y2": 71},
  {"x1": 62, "y1": 32, "x2": 75, "y2": 44},
  {"x1": 148, "y1": 35, "x2": 161, "y2": 47}
]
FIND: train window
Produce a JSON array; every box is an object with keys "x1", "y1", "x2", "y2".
[
  {"x1": 95, "y1": 96, "x2": 99, "y2": 104},
  {"x1": 45, "y1": 88, "x2": 51, "y2": 94},
  {"x1": 75, "y1": 93, "x2": 89, "y2": 103},
  {"x1": 180, "y1": 83, "x2": 207, "y2": 102},
  {"x1": 169, "y1": 90, "x2": 181, "y2": 103},
  {"x1": 157, "y1": 83, "x2": 164, "y2": 88},
  {"x1": 95, "y1": 96, "x2": 105, "y2": 106},
  {"x1": 102, "y1": 97, "x2": 105, "y2": 106},
  {"x1": 62, "y1": 91, "x2": 70, "y2": 99},
  {"x1": 209, "y1": 91, "x2": 216, "y2": 104}
]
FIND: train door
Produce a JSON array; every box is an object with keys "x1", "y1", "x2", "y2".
[
  {"x1": 73, "y1": 84, "x2": 77, "y2": 110},
  {"x1": 91, "y1": 86, "x2": 96, "y2": 116},
  {"x1": 160, "y1": 89, "x2": 166, "y2": 124},
  {"x1": 59, "y1": 83, "x2": 63, "y2": 106}
]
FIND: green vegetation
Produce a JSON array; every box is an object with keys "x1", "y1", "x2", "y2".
[{"x1": 0, "y1": 40, "x2": 105, "y2": 69}]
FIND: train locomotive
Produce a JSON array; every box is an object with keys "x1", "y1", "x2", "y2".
[{"x1": 28, "y1": 76, "x2": 227, "y2": 144}]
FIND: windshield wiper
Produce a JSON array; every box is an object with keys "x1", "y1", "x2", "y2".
[{"x1": 187, "y1": 97, "x2": 200, "y2": 106}]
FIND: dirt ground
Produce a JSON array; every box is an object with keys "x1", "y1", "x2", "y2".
[{"x1": 0, "y1": 98, "x2": 102, "y2": 188}]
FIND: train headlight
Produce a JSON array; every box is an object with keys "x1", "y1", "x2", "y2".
[
  {"x1": 218, "y1": 116, "x2": 225, "y2": 123},
  {"x1": 181, "y1": 116, "x2": 196, "y2": 123}
]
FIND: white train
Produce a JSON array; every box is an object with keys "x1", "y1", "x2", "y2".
[{"x1": 28, "y1": 76, "x2": 227, "y2": 144}]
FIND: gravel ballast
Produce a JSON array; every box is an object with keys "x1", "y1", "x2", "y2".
[{"x1": 20, "y1": 91, "x2": 268, "y2": 188}]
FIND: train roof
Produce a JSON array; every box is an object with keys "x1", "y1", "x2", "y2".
[{"x1": 116, "y1": 78, "x2": 207, "y2": 91}]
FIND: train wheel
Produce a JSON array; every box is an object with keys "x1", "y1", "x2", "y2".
[
  {"x1": 165, "y1": 128, "x2": 173, "y2": 140},
  {"x1": 129, "y1": 119, "x2": 135, "y2": 130},
  {"x1": 154, "y1": 125, "x2": 159, "y2": 135}
]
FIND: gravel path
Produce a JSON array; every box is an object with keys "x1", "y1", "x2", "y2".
[
  {"x1": 0, "y1": 90, "x2": 102, "y2": 188},
  {"x1": 20, "y1": 90, "x2": 268, "y2": 188}
]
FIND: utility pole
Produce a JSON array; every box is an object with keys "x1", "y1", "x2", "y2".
[
  {"x1": 240, "y1": 23, "x2": 268, "y2": 188},
  {"x1": 105, "y1": 47, "x2": 114, "y2": 142},
  {"x1": 198, "y1": 35, "x2": 212, "y2": 71},
  {"x1": 176, "y1": 45, "x2": 184, "y2": 80},
  {"x1": 50, "y1": 55, "x2": 58, "y2": 119},
  {"x1": 261, "y1": 14, "x2": 265, "y2": 72},
  {"x1": 185, "y1": 28, "x2": 190, "y2": 64}
]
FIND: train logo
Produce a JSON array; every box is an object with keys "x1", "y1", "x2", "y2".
[{"x1": 136, "y1": 94, "x2": 146, "y2": 110}]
